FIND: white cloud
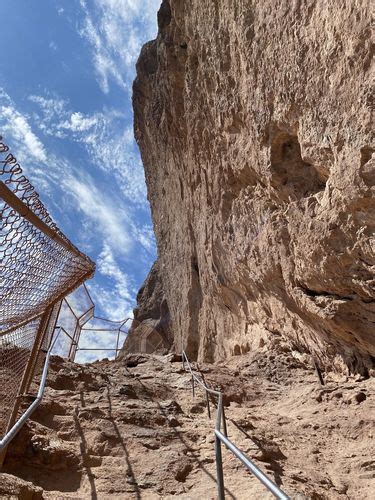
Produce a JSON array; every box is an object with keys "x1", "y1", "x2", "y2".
[
  {"x1": 0, "y1": 91, "x2": 47, "y2": 164},
  {"x1": 30, "y1": 93, "x2": 148, "y2": 205},
  {"x1": 98, "y1": 243, "x2": 133, "y2": 301},
  {"x1": 78, "y1": 0, "x2": 159, "y2": 94},
  {"x1": 59, "y1": 112, "x2": 99, "y2": 132},
  {"x1": 133, "y1": 223, "x2": 156, "y2": 253},
  {"x1": 65, "y1": 174, "x2": 133, "y2": 254}
]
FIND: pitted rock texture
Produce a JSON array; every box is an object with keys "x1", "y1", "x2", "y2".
[
  {"x1": 133, "y1": 0, "x2": 374, "y2": 373},
  {"x1": 1, "y1": 348, "x2": 374, "y2": 498}
]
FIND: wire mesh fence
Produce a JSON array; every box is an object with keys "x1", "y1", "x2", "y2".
[
  {"x1": 0, "y1": 138, "x2": 94, "y2": 334},
  {"x1": 54, "y1": 285, "x2": 130, "y2": 363},
  {"x1": 0, "y1": 137, "x2": 95, "y2": 444},
  {"x1": 0, "y1": 317, "x2": 42, "y2": 436}
]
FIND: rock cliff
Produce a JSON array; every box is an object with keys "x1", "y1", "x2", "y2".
[{"x1": 132, "y1": 0, "x2": 374, "y2": 373}]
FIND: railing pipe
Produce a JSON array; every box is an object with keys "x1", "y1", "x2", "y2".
[
  {"x1": 0, "y1": 327, "x2": 62, "y2": 452},
  {"x1": 206, "y1": 390, "x2": 211, "y2": 418},
  {"x1": 215, "y1": 431, "x2": 225, "y2": 500},
  {"x1": 215, "y1": 429, "x2": 290, "y2": 500},
  {"x1": 182, "y1": 350, "x2": 290, "y2": 500}
]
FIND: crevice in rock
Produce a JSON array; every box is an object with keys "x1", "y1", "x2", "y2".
[
  {"x1": 269, "y1": 126, "x2": 327, "y2": 198},
  {"x1": 298, "y1": 284, "x2": 353, "y2": 301},
  {"x1": 360, "y1": 146, "x2": 373, "y2": 167}
]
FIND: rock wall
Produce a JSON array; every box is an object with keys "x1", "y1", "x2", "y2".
[
  {"x1": 121, "y1": 261, "x2": 172, "y2": 356},
  {"x1": 133, "y1": 0, "x2": 374, "y2": 373}
]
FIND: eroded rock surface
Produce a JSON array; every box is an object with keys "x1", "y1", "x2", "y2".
[
  {"x1": 133, "y1": 0, "x2": 374, "y2": 373},
  {"x1": 1, "y1": 349, "x2": 374, "y2": 498}
]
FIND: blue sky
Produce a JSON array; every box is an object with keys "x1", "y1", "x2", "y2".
[{"x1": 1, "y1": 0, "x2": 161, "y2": 358}]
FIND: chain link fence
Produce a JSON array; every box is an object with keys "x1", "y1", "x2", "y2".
[{"x1": 0, "y1": 137, "x2": 95, "y2": 444}]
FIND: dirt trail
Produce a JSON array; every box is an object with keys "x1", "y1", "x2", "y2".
[{"x1": 0, "y1": 344, "x2": 374, "y2": 499}]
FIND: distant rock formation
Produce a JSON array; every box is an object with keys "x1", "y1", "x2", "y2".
[
  {"x1": 121, "y1": 261, "x2": 172, "y2": 356},
  {"x1": 132, "y1": 0, "x2": 374, "y2": 374}
]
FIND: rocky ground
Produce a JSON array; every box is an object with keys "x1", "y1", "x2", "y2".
[{"x1": 0, "y1": 340, "x2": 374, "y2": 499}]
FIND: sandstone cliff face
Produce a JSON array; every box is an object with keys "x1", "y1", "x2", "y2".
[{"x1": 133, "y1": 0, "x2": 374, "y2": 373}]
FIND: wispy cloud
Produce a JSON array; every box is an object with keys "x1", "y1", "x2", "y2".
[
  {"x1": 78, "y1": 0, "x2": 160, "y2": 94},
  {"x1": 0, "y1": 90, "x2": 47, "y2": 163},
  {"x1": 91, "y1": 242, "x2": 136, "y2": 319},
  {"x1": 65, "y1": 174, "x2": 134, "y2": 253},
  {"x1": 29, "y1": 93, "x2": 148, "y2": 205}
]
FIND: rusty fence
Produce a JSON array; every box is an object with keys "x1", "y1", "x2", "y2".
[{"x1": 0, "y1": 138, "x2": 95, "y2": 457}]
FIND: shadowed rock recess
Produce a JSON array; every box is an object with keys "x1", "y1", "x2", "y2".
[{"x1": 132, "y1": 0, "x2": 374, "y2": 374}]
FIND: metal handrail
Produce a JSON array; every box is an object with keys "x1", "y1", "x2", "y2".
[
  {"x1": 181, "y1": 351, "x2": 290, "y2": 500},
  {"x1": 0, "y1": 327, "x2": 62, "y2": 452}
]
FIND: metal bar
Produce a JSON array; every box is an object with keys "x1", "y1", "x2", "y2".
[
  {"x1": 24, "y1": 306, "x2": 55, "y2": 392},
  {"x1": 182, "y1": 351, "x2": 221, "y2": 397},
  {"x1": 62, "y1": 296, "x2": 80, "y2": 320},
  {"x1": 0, "y1": 181, "x2": 87, "y2": 259},
  {"x1": 0, "y1": 328, "x2": 62, "y2": 452},
  {"x1": 59, "y1": 326, "x2": 75, "y2": 342},
  {"x1": 206, "y1": 390, "x2": 211, "y2": 418},
  {"x1": 78, "y1": 305, "x2": 94, "y2": 319},
  {"x1": 215, "y1": 434, "x2": 225, "y2": 500},
  {"x1": 83, "y1": 282, "x2": 95, "y2": 308},
  {"x1": 76, "y1": 348, "x2": 118, "y2": 351},
  {"x1": 80, "y1": 327, "x2": 123, "y2": 332},
  {"x1": 115, "y1": 328, "x2": 120, "y2": 359},
  {"x1": 215, "y1": 430, "x2": 290, "y2": 500},
  {"x1": 89, "y1": 315, "x2": 131, "y2": 324},
  {"x1": 68, "y1": 320, "x2": 80, "y2": 362},
  {"x1": 182, "y1": 351, "x2": 290, "y2": 499},
  {"x1": 221, "y1": 405, "x2": 228, "y2": 438}
]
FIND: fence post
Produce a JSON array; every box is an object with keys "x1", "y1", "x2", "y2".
[
  {"x1": 68, "y1": 320, "x2": 80, "y2": 362},
  {"x1": 115, "y1": 328, "x2": 121, "y2": 359},
  {"x1": 0, "y1": 307, "x2": 53, "y2": 467},
  {"x1": 25, "y1": 301, "x2": 61, "y2": 393}
]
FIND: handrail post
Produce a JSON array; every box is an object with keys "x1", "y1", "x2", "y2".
[
  {"x1": 215, "y1": 433, "x2": 225, "y2": 500},
  {"x1": 206, "y1": 390, "x2": 211, "y2": 418},
  {"x1": 221, "y1": 405, "x2": 227, "y2": 438}
]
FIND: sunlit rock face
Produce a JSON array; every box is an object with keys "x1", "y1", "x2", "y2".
[{"x1": 132, "y1": 0, "x2": 374, "y2": 374}]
